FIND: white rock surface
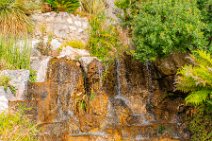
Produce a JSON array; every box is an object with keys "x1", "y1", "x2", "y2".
[
  {"x1": 58, "y1": 46, "x2": 90, "y2": 60},
  {"x1": 0, "y1": 70, "x2": 30, "y2": 100},
  {"x1": 32, "y1": 12, "x2": 89, "y2": 42},
  {"x1": 50, "y1": 39, "x2": 61, "y2": 50},
  {"x1": 0, "y1": 87, "x2": 15, "y2": 112},
  {"x1": 31, "y1": 56, "x2": 51, "y2": 82}
]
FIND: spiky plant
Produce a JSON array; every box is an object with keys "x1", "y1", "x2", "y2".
[
  {"x1": 176, "y1": 50, "x2": 212, "y2": 105},
  {"x1": 0, "y1": 0, "x2": 33, "y2": 36},
  {"x1": 80, "y1": 0, "x2": 106, "y2": 15}
]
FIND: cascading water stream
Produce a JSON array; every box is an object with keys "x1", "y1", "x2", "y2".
[
  {"x1": 145, "y1": 61, "x2": 153, "y2": 105},
  {"x1": 115, "y1": 58, "x2": 121, "y2": 96},
  {"x1": 114, "y1": 58, "x2": 129, "y2": 105},
  {"x1": 144, "y1": 61, "x2": 156, "y2": 121}
]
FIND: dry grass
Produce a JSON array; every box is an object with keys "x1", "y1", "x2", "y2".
[{"x1": 0, "y1": 0, "x2": 34, "y2": 36}]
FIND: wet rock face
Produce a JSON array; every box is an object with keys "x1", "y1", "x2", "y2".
[{"x1": 26, "y1": 53, "x2": 188, "y2": 141}]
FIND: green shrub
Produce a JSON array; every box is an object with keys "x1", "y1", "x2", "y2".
[
  {"x1": 0, "y1": 37, "x2": 31, "y2": 70},
  {"x1": 176, "y1": 50, "x2": 212, "y2": 106},
  {"x1": 43, "y1": 0, "x2": 80, "y2": 13},
  {"x1": 0, "y1": 0, "x2": 34, "y2": 36},
  {"x1": 132, "y1": 0, "x2": 206, "y2": 62},
  {"x1": 115, "y1": 0, "x2": 142, "y2": 29},
  {"x1": 0, "y1": 106, "x2": 38, "y2": 141},
  {"x1": 197, "y1": 0, "x2": 212, "y2": 49}
]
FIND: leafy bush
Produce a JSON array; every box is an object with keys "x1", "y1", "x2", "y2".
[
  {"x1": 0, "y1": 37, "x2": 31, "y2": 70},
  {"x1": 115, "y1": 0, "x2": 141, "y2": 29},
  {"x1": 132, "y1": 0, "x2": 206, "y2": 62},
  {"x1": 43, "y1": 0, "x2": 80, "y2": 13},
  {"x1": 0, "y1": 107, "x2": 38, "y2": 141},
  {"x1": 176, "y1": 50, "x2": 212, "y2": 105},
  {"x1": 197, "y1": 0, "x2": 212, "y2": 49},
  {"x1": 0, "y1": 0, "x2": 34, "y2": 36}
]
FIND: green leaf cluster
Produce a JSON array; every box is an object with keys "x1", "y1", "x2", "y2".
[
  {"x1": 43, "y1": 0, "x2": 80, "y2": 13},
  {"x1": 176, "y1": 50, "x2": 212, "y2": 105},
  {"x1": 132, "y1": 0, "x2": 206, "y2": 62}
]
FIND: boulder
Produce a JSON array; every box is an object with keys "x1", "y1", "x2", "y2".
[
  {"x1": 0, "y1": 70, "x2": 30, "y2": 100},
  {"x1": 58, "y1": 46, "x2": 90, "y2": 60},
  {"x1": 0, "y1": 87, "x2": 15, "y2": 112}
]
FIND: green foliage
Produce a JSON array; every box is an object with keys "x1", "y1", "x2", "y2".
[
  {"x1": 0, "y1": 106, "x2": 38, "y2": 141},
  {"x1": 157, "y1": 124, "x2": 165, "y2": 134},
  {"x1": 43, "y1": 0, "x2": 80, "y2": 13},
  {"x1": 60, "y1": 40, "x2": 86, "y2": 50},
  {"x1": 0, "y1": 37, "x2": 31, "y2": 70},
  {"x1": 132, "y1": 0, "x2": 206, "y2": 62},
  {"x1": 88, "y1": 13, "x2": 120, "y2": 61},
  {"x1": 0, "y1": 0, "x2": 33, "y2": 36},
  {"x1": 176, "y1": 50, "x2": 212, "y2": 105},
  {"x1": 187, "y1": 106, "x2": 212, "y2": 141},
  {"x1": 115, "y1": 0, "x2": 142, "y2": 29},
  {"x1": 197, "y1": 0, "x2": 212, "y2": 48},
  {"x1": 80, "y1": 0, "x2": 106, "y2": 15},
  {"x1": 29, "y1": 69, "x2": 37, "y2": 83},
  {"x1": 0, "y1": 75, "x2": 10, "y2": 90}
]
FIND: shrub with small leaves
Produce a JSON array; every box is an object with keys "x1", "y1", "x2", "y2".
[{"x1": 132, "y1": 0, "x2": 206, "y2": 62}]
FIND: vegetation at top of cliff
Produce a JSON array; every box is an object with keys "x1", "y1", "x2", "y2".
[
  {"x1": 85, "y1": 0, "x2": 123, "y2": 62},
  {"x1": 176, "y1": 50, "x2": 212, "y2": 106},
  {"x1": 43, "y1": 0, "x2": 80, "y2": 13},
  {"x1": 88, "y1": 13, "x2": 121, "y2": 61},
  {"x1": 132, "y1": 0, "x2": 206, "y2": 62},
  {"x1": 0, "y1": 0, "x2": 36, "y2": 36},
  {"x1": 0, "y1": 105, "x2": 38, "y2": 141}
]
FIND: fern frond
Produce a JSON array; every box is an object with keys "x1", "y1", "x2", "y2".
[{"x1": 185, "y1": 89, "x2": 211, "y2": 105}]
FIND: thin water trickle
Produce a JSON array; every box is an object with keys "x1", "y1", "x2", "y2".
[
  {"x1": 145, "y1": 61, "x2": 153, "y2": 105},
  {"x1": 115, "y1": 58, "x2": 121, "y2": 96},
  {"x1": 144, "y1": 61, "x2": 156, "y2": 121}
]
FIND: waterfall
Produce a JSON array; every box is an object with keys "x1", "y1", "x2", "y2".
[
  {"x1": 144, "y1": 61, "x2": 156, "y2": 122},
  {"x1": 145, "y1": 61, "x2": 153, "y2": 106},
  {"x1": 115, "y1": 58, "x2": 121, "y2": 96}
]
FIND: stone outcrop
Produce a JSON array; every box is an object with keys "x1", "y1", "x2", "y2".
[
  {"x1": 0, "y1": 87, "x2": 14, "y2": 112},
  {"x1": 0, "y1": 70, "x2": 30, "y2": 100},
  {"x1": 32, "y1": 12, "x2": 89, "y2": 42}
]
